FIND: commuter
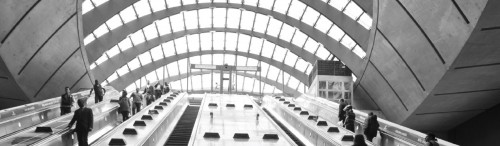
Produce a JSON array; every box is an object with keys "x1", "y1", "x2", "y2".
[
  {"x1": 67, "y1": 99, "x2": 93, "y2": 146},
  {"x1": 60, "y1": 87, "x2": 74, "y2": 115},
  {"x1": 160, "y1": 83, "x2": 165, "y2": 95},
  {"x1": 352, "y1": 134, "x2": 368, "y2": 146},
  {"x1": 338, "y1": 98, "x2": 347, "y2": 123},
  {"x1": 343, "y1": 105, "x2": 356, "y2": 132},
  {"x1": 425, "y1": 133, "x2": 439, "y2": 146},
  {"x1": 364, "y1": 113, "x2": 380, "y2": 142},
  {"x1": 89, "y1": 80, "x2": 106, "y2": 103},
  {"x1": 118, "y1": 90, "x2": 131, "y2": 121},
  {"x1": 154, "y1": 83, "x2": 162, "y2": 99},
  {"x1": 165, "y1": 83, "x2": 170, "y2": 94},
  {"x1": 132, "y1": 88, "x2": 143, "y2": 115}
]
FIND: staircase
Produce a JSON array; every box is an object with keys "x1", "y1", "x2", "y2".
[{"x1": 164, "y1": 106, "x2": 200, "y2": 146}]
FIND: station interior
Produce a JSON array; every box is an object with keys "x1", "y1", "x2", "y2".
[{"x1": 0, "y1": 0, "x2": 499, "y2": 145}]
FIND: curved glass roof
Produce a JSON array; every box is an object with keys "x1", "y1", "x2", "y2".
[{"x1": 83, "y1": 0, "x2": 371, "y2": 95}]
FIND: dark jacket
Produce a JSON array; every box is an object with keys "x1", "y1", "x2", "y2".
[
  {"x1": 68, "y1": 107, "x2": 93, "y2": 132},
  {"x1": 93, "y1": 84, "x2": 106, "y2": 96},
  {"x1": 344, "y1": 110, "x2": 356, "y2": 131},
  {"x1": 338, "y1": 102, "x2": 347, "y2": 120},
  {"x1": 426, "y1": 141, "x2": 439, "y2": 146},
  {"x1": 364, "y1": 116, "x2": 380, "y2": 139},
  {"x1": 61, "y1": 93, "x2": 74, "y2": 108},
  {"x1": 118, "y1": 96, "x2": 131, "y2": 112}
]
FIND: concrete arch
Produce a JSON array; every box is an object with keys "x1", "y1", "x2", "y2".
[
  {"x1": 94, "y1": 50, "x2": 309, "y2": 87},
  {"x1": 91, "y1": 29, "x2": 315, "y2": 83},
  {"x1": 110, "y1": 70, "x2": 301, "y2": 97},
  {"x1": 83, "y1": 2, "x2": 369, "y2": 46}
]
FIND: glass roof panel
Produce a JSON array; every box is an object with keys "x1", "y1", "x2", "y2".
[
  {"x1": 243, "y1": 77, "x2": 253, "y2": 92},
  {"x1": 138, "y1": 52, "x2": 152, "y2": 65},
  {"x1": 358, "y1": 13, "x2": 372, "y2": 29},
  {"x1": 260, "y1": 63, "x2": 269, "y2": 76},
  {"x1": 212, "y1": 32, "x2": 225, "y2": 50},
  {"x1": 249, "y1": 38, "x2": 263, "y2": 55},
  {"x1": 352, "y1": 45, "x2": 366, "y2": 58},
  {"x1": 237, "y1": 34, "x2": 250, "y2": 52},
  {"x1": 187, "y1": 34, "x2": 200, "y2": 52},
  {"x1": 128, "y1": 58, "x2": 141, "y2": 71},
  {"x1": 106, "y1": 15, "x2": 123, "y2": 31},
  {"x1": 213, "y1": 8, "x2": 226, "y2": 28},
  {"x1": 258, "y1": 0, "x2": 274, "y2": 9},
  {"x1": 328, "y1": 25, "x2": 345, "y2": 41},
  {"x1": 267, "y1": 66, "x2": 279, "y2": 80},
  {"x1": 198, "y1": 9, "x2": 212, "y2": 28},
  {"x1": 170, "y1": 80, "x2": 181, "y2": 90},
  {"x1": 273, "y1": 0, "x2": 291, "y2": 14},
  {"x1": 301, "y1": 7, "x2": 320, "y2": 26},
  {"x1": 213, "y1": 0, "x2": 226, "y2": 3},
  {"x1": 279, "y1": 24, "x2": 295, "y2": 42},
  {"x1": 287, "y1": 0, "x2": 306, "y2": 20},
  {"x1": 107, "y1": 46, "x2": 121, "y2": 58},
  {"x1": 315, "y1": 16, "x2": 333, "y2": 33},
  {"x1": 84, "y1": 34, "x2": 95, "y2": 45},
  {"x1": 201, "y1": 54, "x2": 211, "y2": 64},
  {"x1": 116, "y1": 65, "x2": 129, "y2": 76},
  {"x1": 134, "y1": 0, "x2": 152, "y2": 18},
  {"x1": 244, "y1": 0, "x2": 258, "y2": 6},
  {"x1": 291, "y1": 30, "x2": 307, "y2": 47},
  {"x1": 178, "y1": 59, "x2": 188, "y2": 74},
  {"x1": 156, "y1": 19, "x2": 172, "y2": 36},
  {"x1": 224, "y1": 54, "x2": 235, "y2": 65},
  {"x1": 143, "y1": 23, "x2": 158, "y2": 40},
  {"x1": 167, "y1": 62, "x2": 179, "y2": 76},
  {"x1": 284, "y1": 52, "x2": 298, "y2": 67},
  {"x1": 82, "y1": 1, "x2": 94, "y2": 14},
  {"x1": 344, "y1": 2, "x2": 363, "y2": 20},
  {"x1": 266, "y1": 17, "x2": 282, "y2": 38},
  {"x1": 95, "y1": 55, "x2": 108, "y2": 65},
  {"x1": 90, "y1": 63, "x2": 97, "y2": 70},
  {"x1": 340, "y1": 35, "x2": 356, "y2": 49},
  {"x1": 225, "y1": 33, "x2": 237, "y2": 51},
  {"x1": 229, "y1": 0, "x2": 242, "y2": 4},
  {"x1": 306, "y1": 64, "x2": 313, "y2": 75},
  {"x1": 93, "y1": 23, "x2": 109, "y2": 38},
  {"x1": 145, "y1": 71, "x2": 158, "y2": 83},
  {"x1": 150, "y1": 0, "x2": 167, "y2": 12},
  {"x1": 247, "y1": 58, "x2": 258, "y2": 66},
  {"x1": 236, "y1": 75, "x2": 244, "y2": 91},
  {"x1": 200, "y1": 33, "x2": 212, "y2": 50},
  {"x1": 107, "y1": 72, "x2": 119, "y2": 82},
  {"x1": 130, "y1": 30, "x2": 146, "y2": 45},
  {"x1": 213, "y1": 54, "x2": 223, "y2": 65},
  {"x1": 288, "y1": 77, "x2": 299, "y2": 90},
  {"x1": 316, "y1": 45, "x2": 330, "y2": 60},
  {"x1": 329, "y1": 0, "x2": 349, "y2": 11},
  {"x1": 92, "y1": 0, "x2": 108, "y2": 7},
  {"x1": 252, "y1": 80, "x2": 260, "y2": 93},
  {"x1": 175, "y1": 37, "x2": 188, "y2": 54},
  {"x1": 295, "y1": 58, "x2": 308, "y2": 72},
  {"x1": 184, "y1": 11, "x2": 199, "y2": 30},
  {"x1": 227, "y1": 9, "x2": 241, "y2": 29},
  {"x1": 183, "y1": 0, "x2": 196, "y2": 5},
  {"x1": 166, "y1": 0, "x2": 181, "y2": 8},
  {"x1": 162, "y1": 41, "x2": 176, "y2": 57},
  {"x1": 151, "y1": 45, "x2": 164, "y2": 61},
  {"x1": 236, "y1": 55, "x2": 247, "y2": 66},
  {"x1": 190, "y1": 56, "x2": 201, "y2": 64},
  {"x1": 156, "y1": 67, "x2": 165, "y2": 80},
  {"x1": 119, "y1": 6, "x2": 137, "y2": 24},
  {"x1": 272, "y1": 46, "x2": 287, "y2": 61},
  {"x1": 261, "y1": 40, "x2": 275, "y2": 58},
  {"x1": 303, "y1": 38, "x2": 319, "y2": 54},
  {"x1": 253, "y1": 14, "x2": 269, "y2": 34},
  {"x1": 170, "y1": 14, "x2": 185, "y2": 32},
  {"x1": 240, "y1": 10, "x2": 255, "y2": 31}
]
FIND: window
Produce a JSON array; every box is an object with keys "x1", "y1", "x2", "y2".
[
  {"x1": 287, "y1": 0, "x2": 306, "y2": 20},
  {"x1": 138, "y1": 52, "x2": 152, "y2": 65},
  {"x1": 134, "y1": 0, "x2": 152, "y2": 18},
  {"x1": 315, "y1": 16, "x2": 333, "y2": 33},
  {"x1": 151, "y1": 45, "x2": 164, "y2": 61},
  {"x1": 119, "y1": 6, "x2": 137, "y2": 24},
  {"x1": 128, "y1": 58, "x2": 141, "y2": 71},
  {"x1": 184, "y1": 10, "x2": 199, "y2": 30},
  {"x1": 106, "y1": 46, "x2": 121, "y2": 58},
  {"x1": 106, "y1": 15, "x2": 123, "y2": 31},
  {"x1": 301, "y1": 7, "x2": 320, "y2": 26}
]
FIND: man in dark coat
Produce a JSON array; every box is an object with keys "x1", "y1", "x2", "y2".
[
  {"x1": 338, "y1": 98, "x2": 347, "y2": 123},
  {"x1": 343, "y1": 105, "x2": 356, "y2": 132},
  {"x1": 89, "y1": 80, "x2": 106, "y2": 103},
  {"x1": 67, "y1": 99, "x2": 93, "y2": 146},
  {"x1": 60, "y1": 87, "x2": 74, "y2": 115},
  {"x1": 364, "y1": 112, "x2": 380, "y2": 142}
]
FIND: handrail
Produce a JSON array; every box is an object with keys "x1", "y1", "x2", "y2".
[
  {"x1": 299, "y1": 94, "x2": 458, "y2": 146},
  {"x1": 187, "y1": 93, "x2": 208, "y2": 146}
]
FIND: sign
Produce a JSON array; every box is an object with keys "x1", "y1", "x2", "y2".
[
  {"x1": 235, "y1": 66, "x2": 260, "y2": 71},
  {"x1": 191, "y1": 64, "x2": 217, "y2": 70}
]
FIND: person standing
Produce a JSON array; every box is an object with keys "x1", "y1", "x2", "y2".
[
  {"x1": 67, "y1": 99, "x2": 93, "y2": 146},
  {"x1": 118, "y1": 90, "x2": 131, "y2": 121},
  {"x1": 425, "y1": 133, "x2": 440, "y2": 146},
  {"x1": 164, "y1": 83, "x2": 170, "y2": 94},
  {"x1": 338, "y1": 99, "x2": 347, "y2": 123},
  {"x1": 343, "y1": 105, "x2": 356, "y2": 132},
  {"x1": 154, "y1": 83, "x2": 162, "y2": 99},
  {"x1": 60, "y1": 87, "x2": 74, "y2": 116},
  {"x1": 132, "y1": 88, "x2": 143, "y2": 115},
  {"x1": 89, "y1": 80, "x2": 106, "y2": 103},
  {"x1": 364, "y1": 113, "x2": 380, "y2": 142},
  {"x1": 352, "y1": 134, "x2": 368, "y2": 146}
]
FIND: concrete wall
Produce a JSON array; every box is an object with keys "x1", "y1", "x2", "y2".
[
  {"x1": 0, "y1": 0, "x2": 93, "y2": 109},
  {"x1": 449, "y1": 103, "x2": 500, "y2": 146}
]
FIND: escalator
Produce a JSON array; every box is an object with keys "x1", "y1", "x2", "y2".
[
  {"x1": 164, "y1": 106, "x2": 200, "y2": 146},
  {"x1": 263, "y1": 108, "x2": 306, "y2": 146}
]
